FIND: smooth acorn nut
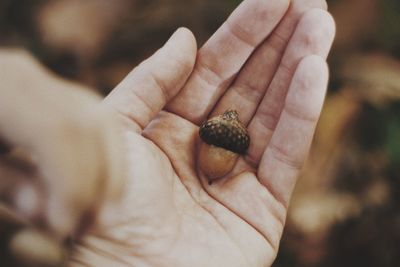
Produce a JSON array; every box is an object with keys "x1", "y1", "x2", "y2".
[{"x1": 198, "y1": 109, "x2": 250, "y2": 183}]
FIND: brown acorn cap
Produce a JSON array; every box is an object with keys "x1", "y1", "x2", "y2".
[{"x1": 199, "y1": 109, "x2": 250, "y2": 154}]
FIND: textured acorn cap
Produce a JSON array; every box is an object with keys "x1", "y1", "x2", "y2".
[{"x1": 199, "y1": 110, "x2": 250, "y2": 154}]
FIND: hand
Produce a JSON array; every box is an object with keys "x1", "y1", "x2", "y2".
[
  {"x1": 0, "y1": 49, "x2": 123, "y2": 238},
  {"x1": 71, "y1": 0, "x2": 335, "y2": 266}
]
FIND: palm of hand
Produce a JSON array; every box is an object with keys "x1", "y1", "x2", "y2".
[
  {"x1": 118, "y1": 122, "x2": 274, "y2": 267},
  {"x1": 72, "y1": 1, "x2": 334, "y2": 266}
]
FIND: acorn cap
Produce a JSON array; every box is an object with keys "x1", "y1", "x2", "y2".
[{"x1": 199, "y1": 109, "x2": 250, "y2": 154}]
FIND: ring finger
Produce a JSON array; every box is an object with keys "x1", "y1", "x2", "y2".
[{"x1": 209, "y1": 0, "x2": 329, "y2": 125}]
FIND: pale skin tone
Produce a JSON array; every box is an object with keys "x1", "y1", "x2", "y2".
[{"x1": 0, "y1": 0, "x2": 335, "y2": 266}]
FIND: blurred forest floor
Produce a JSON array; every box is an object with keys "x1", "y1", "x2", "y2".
[{"x1": 0, "y1": 0, "x2": 399, "y2": 266}]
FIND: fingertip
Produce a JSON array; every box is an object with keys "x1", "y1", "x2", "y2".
[
  {"x1": 228, "y1": 0, "x2": 291, "y2": 45},
  {"x1": 276, "y1": 7, "x2": 335, "y2": 77},
  {"x1": 299, "y1": 8, "x2": 336, "y2": 49},
  {"x1": 166, "y1": 27, "x2": 197, "y2": 69},
  {"x1": 292, "y1": 0, "x2": 328, "y2": 13},
  {"x1": 174, "y1": 27, "x2": 198, "y2": 51}
]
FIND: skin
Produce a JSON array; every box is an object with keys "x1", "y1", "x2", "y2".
[{"x1": 0, "y1": 0, "x2": 335, "y2": 266}]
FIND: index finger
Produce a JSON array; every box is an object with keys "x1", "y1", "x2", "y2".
[{"x1": 166, "y1": 0, "x2": 290, "y2": 124}]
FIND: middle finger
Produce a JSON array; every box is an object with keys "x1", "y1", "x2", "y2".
[
  {"x1": 246, "y1": 8, "x2": 335, "y2": 166},
  {"x1": 210, "y1": 0, "x2": 329, "y2": 125},
  {"x1": 166, "y1": 0, "x2": 290, "y2": 124}
]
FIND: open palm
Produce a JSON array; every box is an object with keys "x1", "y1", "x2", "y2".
[{"x1": 71, "y1": 0, "x2": 335, "y2": 266}]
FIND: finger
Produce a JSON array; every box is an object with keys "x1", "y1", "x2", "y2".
[
  {"x1": 10, "y1": 228, "x2": 66, "y2": 267},
  {"x1": 104, "y1": 28, "x2": 197, "y2": 132},
  {"x1": 0, "y1": 152, "x2": 42, "y2": 221},
  {"x1": 246, "y1": 8, "x2": 335, "y2": 165},
  {"x1": 258, "y1": 55, "x2": 329, "y2": 207},
  {"x1": 166, "y1": 0, "x2": 290, "y2": 124},
  {"x1": 210, "y1": 0, "x2": 329, "y2": 124},
  {"x1": 0, "y1": 50, "x2": 124, "y2": 238}
]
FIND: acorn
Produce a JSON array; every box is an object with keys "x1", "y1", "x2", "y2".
[{"x1": 198, "y1": 109, "x2": 250, "y2": 183}]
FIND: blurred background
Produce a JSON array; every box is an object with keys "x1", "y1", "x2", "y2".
[{"x1": 0, "y1": 0, "x2": 399, "y2": 266}]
